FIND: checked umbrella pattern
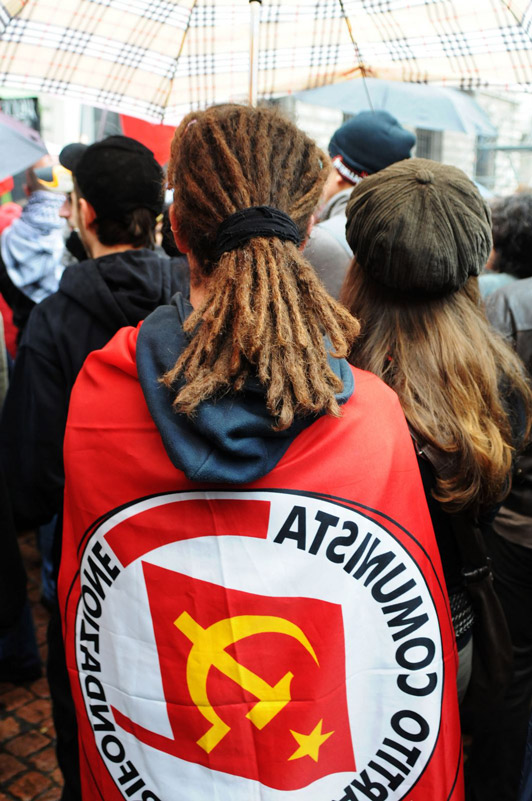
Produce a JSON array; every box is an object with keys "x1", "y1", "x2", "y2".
[{"x1": 0, "y1": 0, "x2": 530, "y2": 124}]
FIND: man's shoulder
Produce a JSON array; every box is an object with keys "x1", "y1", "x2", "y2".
[
  {"x1": 20, "y1": 263, "x2": 95, "y2": 354},
  {"x1": 304, "y1": 217, "x2": 352, "y2": 299},
  {"x1": 478, "y1": 271, "x2": 517, "y2": 299},
  {"x1": 316, "y1": 214, "x2": 351, "y2": 248},
  {"x1": 57, "y1": 257, "x2": 94, "y2": 289},
  {"x1": 319, "y1": 187, "x2": 352, "y2": 221},
  {"x1": 25, "y1": 266, "x2": 83, "y2": 319},
  {"x1": 22, "y1": 288, "x2": 63, "y2": 334},
  {"x1": 487, "y1": 276, "x2": 532, "y2": 335}
]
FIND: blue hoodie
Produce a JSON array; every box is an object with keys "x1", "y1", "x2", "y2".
[{"x1": 136, "y1": 293, "x2": 355, "y2": 484}]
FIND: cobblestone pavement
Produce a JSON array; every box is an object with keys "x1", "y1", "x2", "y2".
[{"x1": 0, "y1": 533, "x2": 62, "y2": 800}]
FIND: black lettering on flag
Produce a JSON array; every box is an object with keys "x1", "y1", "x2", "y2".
[
  {"x1": 326, "y1": 521, "x2": 358, "y2": 564},
  {"x1": 273, "y1": 506, "x2": 306, "y2": 550},
  {"x1": 83, "y1": 555, "x2": 114, "y2": 600},
  {"x1": 118, "y1": 760, "x2": 140, "y2": 786},
  {"x1": 398, "y1": 671, "x2": 438, "y2": 697},
  {"x1": 371, "y1": 565, "x2": 416, "y2": 603},
  {"x1": 90, "y1": 541, "x2": 120, "y2": 582},
  {"x1": 85, "y1": 675, "x2": 106, "y2": 701},
  {"x1": 80, "y1": 644, "x2": 101, "y2": 673},
  {"x1": 351, "y1": 769, "x2": 389, "y2": 800},
  {"x1": 382, "y1": 737, "x2": 421, "y2": 767},
  {"x1": 124, "y1": 778, "x2": 145, "y2": 797},
  {"x1": 396, "y1": 637, "x2": 435, "y2": 671},
  {"x1": 101, "y1": 734, "x2": 125, "y2": 763},
  {"x1": 382, "y1": 595, "x2": 428, "y2": 642},
  {"x1": 374, "y1": 747, "x2": 411, "y2": 775},
  {"x1": 141, "y1": 792, "x2": 162, "y2": 801},
  {"x1": 343, "y1": 532, "x2": 372, "y2": 574},
  {"x1": 82, "y1": 586, "x2": 103, "y2": 618},
  {"x1": 391, "y1": 710, "x2": 430, "y2": 742},
  {"x1": 309, "y1": 511, "x2": 339, "y2": 555},
  {"x1": 352, "y1": 539, "x2": 395, "y2": 586},
  {"x1": 90, "y1": 704, "x2": 115, "y2": 732},
  {"x1": 80, "y1": 616, "x2": 100, "y2": 652},
  {"x1": 368, "y1": 758, "x2": 405, "y2": 791}
]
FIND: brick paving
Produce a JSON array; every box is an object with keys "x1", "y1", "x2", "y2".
[{"x1": 0, "y1": 534, "x2": 62, "y2": 800}]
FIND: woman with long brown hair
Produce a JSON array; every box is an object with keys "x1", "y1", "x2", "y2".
[
  {"x1": 340, "y1": 158, "x2": 532, "y2": 704},
  {"x1": 59, "y1": 108, "x2": 464, "y2": 801}
]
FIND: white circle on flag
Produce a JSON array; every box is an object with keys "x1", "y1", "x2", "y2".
[{"x1": 75, "y1": 490, "x2": 444, "y2": 801}]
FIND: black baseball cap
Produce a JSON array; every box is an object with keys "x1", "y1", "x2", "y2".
[{"x1": 59, "y1": 135, "x2": 164, "y2": 221}]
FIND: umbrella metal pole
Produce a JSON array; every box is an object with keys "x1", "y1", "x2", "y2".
[{"x1": 249, "y1": 0, "x2": 262, "y2": 107}]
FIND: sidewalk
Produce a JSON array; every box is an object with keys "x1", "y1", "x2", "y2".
[{"x1": 0, "y1": 533, "x2": 62, "y2": 800}]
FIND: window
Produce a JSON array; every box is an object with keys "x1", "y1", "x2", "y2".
[
  {"x1": 415, "y1": 129, "x2": 443, "y2": 161},
  {"x1": 475, "y1": 135, "x2": 497, "y2": 190}
]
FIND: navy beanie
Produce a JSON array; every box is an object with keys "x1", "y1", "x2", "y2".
[{"x1": 328, "y1": 110, "x2": 416, "y2": 182}]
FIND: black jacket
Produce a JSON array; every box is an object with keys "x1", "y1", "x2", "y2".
[
  {"x1": 0, "y1": 248, "x2": 189, "y2": 530},
  {"x1": 486, "y1": 278, "x2": 532, "y2": 517},
  {"x1": 0, "y1": 248, "x2": 36, "y2": 336},
  {"x1": 0, "y1": 464, "x2": 26, "y2": 632}
]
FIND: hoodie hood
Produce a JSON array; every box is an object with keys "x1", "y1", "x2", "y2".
[
  {"x1": 58, "y1": 249, "x2": 189, "y2": 331},
  {"x1": 136, "y1": 294, "x2": 354, "y2": 484}
]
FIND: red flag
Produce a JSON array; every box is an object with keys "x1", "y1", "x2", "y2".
[
  {"x1": 112, "y1": 564, "x2": 355, "y2": 791},
  {"x1": 0, "y1": 176, "x2": 14, "y2": 196},
  {"x1": 119, "y1": 115, "x2": 175, "y2": 166},
  {"x1": 60, "y1": 325, "x2": 464, "y2": 801}
]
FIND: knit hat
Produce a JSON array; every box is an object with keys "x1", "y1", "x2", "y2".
[
  {"x1": 345, "y1": 158, "x2": 492, "y2": 296},
  {"x1": 59, "y1": 136, "x2": 164, "y2": 222},
  {"x1": 328, "y1": 110, "x2": 415, "y2": 183}
]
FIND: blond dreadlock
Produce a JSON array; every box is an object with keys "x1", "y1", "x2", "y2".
[{"x1": 163, "y1": 104, "x2": 360, "y2": 430}]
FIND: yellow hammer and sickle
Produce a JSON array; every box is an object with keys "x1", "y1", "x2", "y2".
[{"x1": 174, "y1": 611, "x2": 319, "y2": 754}]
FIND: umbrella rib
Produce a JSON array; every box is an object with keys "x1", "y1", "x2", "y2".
[
  {"x1": 499, "y1": 0, "x2": 532, "y2": 44},
  {"x1": 336, "y1": 0, "x2": 374, "y2": 111},
  {"x1": 162, "y1": 0, "x2": 199, "y2": 122}
]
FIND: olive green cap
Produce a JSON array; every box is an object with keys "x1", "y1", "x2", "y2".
[{"x1": 345, "y1": 158, "x2": 492, "y2": 296}]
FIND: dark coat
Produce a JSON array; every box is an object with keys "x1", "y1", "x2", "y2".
[
  {"x1": 0, "y1": 465, "x2": 26, "y2": 633},
  {"x1": 486, "y1": 278, "x2": 532, "y2": 518},
  {"x1": 0, "y1": 248, "x2": 189, "y2": 530}
]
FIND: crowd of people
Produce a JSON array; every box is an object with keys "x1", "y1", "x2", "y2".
[{"x1": 0, "y1": 102, "x2": 531, "y2": 801}]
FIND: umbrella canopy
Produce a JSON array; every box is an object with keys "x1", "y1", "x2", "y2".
[
  {"x1": 0, "y1": 110, "x2": 47, "y2": 181},
  {"x1": 295, "y1": 78, "x2": 497, "y2": 136},
  {"x1": 0, "y1": 0, "x2": 530, "y2": 124}
]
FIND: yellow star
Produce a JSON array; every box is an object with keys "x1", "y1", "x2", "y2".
[{"x1": 288, "y1": 719, "x2": 334, "y2": 762}]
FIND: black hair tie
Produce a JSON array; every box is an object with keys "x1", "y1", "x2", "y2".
[{"x1": 214, "y1": 206, "x2": 301, "y2": 260}]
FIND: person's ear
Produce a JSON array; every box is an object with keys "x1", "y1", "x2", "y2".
[
  {"x1": 169, "y1": 205, "x2": 190, "y2": 254},
  {"x1": 335, "y1": 170, "x2": 346, "y2": 188},
  {"x1": 78, "y1": 197, "x2": 97, "y2": 230}
]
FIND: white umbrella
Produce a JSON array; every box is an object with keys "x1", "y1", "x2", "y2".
[{"x1": 0, "y1": 0, "x2": 530, "y2": 124}]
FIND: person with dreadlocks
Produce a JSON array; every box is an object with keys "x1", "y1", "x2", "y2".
[{"x1": 58, "y1": 105, "x2": 463, "y2": 801}]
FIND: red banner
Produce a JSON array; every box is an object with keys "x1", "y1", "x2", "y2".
[
  {"x1": 113, "y1": 564, "x2": 355, "y2": 790},
  {"x1": 60, "y1": 325, "x2": 464, "y2": 801}
]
